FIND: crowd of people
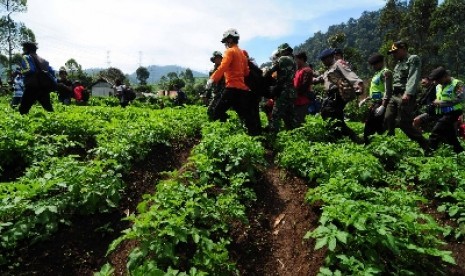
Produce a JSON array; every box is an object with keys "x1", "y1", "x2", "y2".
[
  {"x1": 4, "y1": 34, "x2": 463, "y2": 155},
  {"x1": 3, "y1": 41, "x2": 140, "y2": 113},
  {"x1": 204, "y1": 28, "x2": 464, "y2": 155}
]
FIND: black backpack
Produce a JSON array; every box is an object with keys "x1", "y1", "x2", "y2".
[
  {"x1": 245, "y1": 61, "x2": 270, "y2": 98},
  {"x1": 81, "y1": 89, "x2": 90, "y2": 102},
  {"x1": 124, "y1": 87, "x2": 136, "y2": 101}
]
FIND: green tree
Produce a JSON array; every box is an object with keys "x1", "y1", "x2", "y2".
[
  {"x1": 402, "y1": 0, "x2": 438, "y2": 74},
  {"x1": 379, "y1": 0, "x2": 407, "y2": 42},
  {"x1": 166, "y1": 72, "x2": 178, "y2": 81},
  {"x1": 430, "y1": 0, "x2": 465, "y2": 76},
  {"x1": 0, "y1": 0, "x2": 33, "y2": 75},
  {"x1": 99, "y1": 67, "x2": 125, "y2": 85},
  {"x1": 159, "y1": 75, "x2": 168, "y2": 90},
  {"x1": 183, "y1": 68, "x2": 195, "y2": 84},
  {"x1": 327, "y1": 32, "x2": 346, "y2": 49},
  {"x1": 136, "y1": 66, "x2": 149, "y2": 85}
]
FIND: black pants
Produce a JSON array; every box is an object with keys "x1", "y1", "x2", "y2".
[
  {"x1": 19, "y1": 85, "x2": 53, "y2": 115},
  {"x1": 211, "y1": 88, "x2": 261, "y2": 136},
  {"x1": 429, "y1": 110, "x2": 464, "y2": 153},
  {"x1": 384, "y1": 95, "x2": 429, "y2": 151},
  {"x1": 320, "y1": 97, "x2": 360, "y2": 143},
  {"x1": 364, "y1": 102, "x2": 386, "y2": 144}
]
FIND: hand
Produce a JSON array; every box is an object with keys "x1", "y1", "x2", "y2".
[
  {"x1": 374, "y1": 105, "x2": 385, "y2": 117},
  {"x1": 205, "y1": 79, "x2": 214, "y2": 89},
  {"x1": 413, "y1": 116, "x2": 422, "y2": 128}
]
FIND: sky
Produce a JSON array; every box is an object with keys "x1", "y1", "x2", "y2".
[{"x1": 12, "y1": 0, "x2": 386, "y2": 75}]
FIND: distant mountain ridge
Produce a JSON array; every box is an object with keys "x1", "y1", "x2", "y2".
[{"x1": 84, "y1": 65, "x2": 208, "y2": 84}]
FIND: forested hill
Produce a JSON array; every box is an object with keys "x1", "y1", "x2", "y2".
[
  {"x1": 294, "y1": 11, "x2": 382, "y2": 78},
  {"x1": 294, "y1": 0, "x2": 465, "y2": 79}
]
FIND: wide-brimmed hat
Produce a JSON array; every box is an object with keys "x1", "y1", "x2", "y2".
[{"x1": 210, "y1": 51, "x2": 222, "y2": 62}]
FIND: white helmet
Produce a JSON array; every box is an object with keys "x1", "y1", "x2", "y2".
[{"x1": 221, "y1": 28, "x2": 240, "y2": 43}]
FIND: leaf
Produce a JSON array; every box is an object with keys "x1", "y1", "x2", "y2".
[
  {"x1": 315, "y1": 236, "x2": 328, "y2": 250},
  {"x1": 35, "y1": 206, "x2": 46, "y2": 215},
  {"x1": 328, "y1": 237, "x2": 337, "y2": 251},
  {"x1": 441, "y1": 253, "x2": 456, "y2": 265},
  {"x1": 335, "y1": 231, "x2": 348, "y2": 244},
  {"x1": 193, "y1": 233, "x2": 200, "y2": 244}
]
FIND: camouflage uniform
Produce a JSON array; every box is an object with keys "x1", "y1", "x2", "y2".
[
  {"x1": 265, "y1": 44, "x2": 296, "y2": 132},
  {"x1": 207, "y1": 65, "x2": 226, "y2": 120}
]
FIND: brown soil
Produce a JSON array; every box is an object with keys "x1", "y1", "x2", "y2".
[
  {"x1": 0, "y1": 139, "x2": 196, "y2": 276},
  {"x1": 3, "y1": 139, "x2": 465, "y2": 276},
  {"x1": 421, "y1": 202, "x2": 465, "y2": 275},
  {"x1": 229, "y1": 150, "x2": 325, "y2": 276}
]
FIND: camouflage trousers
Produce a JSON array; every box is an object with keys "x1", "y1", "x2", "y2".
[{"x1": 270, "y1": 93, "x2": 296, "y2": 132}]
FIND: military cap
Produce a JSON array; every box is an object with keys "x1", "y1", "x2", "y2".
[
  {"x1": 318, "y1": 48, "x2": 335, "y2": 60},
  {"x1": 388, "y1": 40, "x2": 408, "y2": 54},
  {"x1": 367, "y1": 53, "x2": 384, "y2": 65},
  {"x1": 277, "y1": 43, "x2": 293, "y2": 54},
  {"x1": 210, "y1": 51, "x2": 222, "y2": 63},
  {"x1": 428, "y1": 66, "x2": 448, "y2": 81}
]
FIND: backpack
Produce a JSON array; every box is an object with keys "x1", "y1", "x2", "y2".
[
  {"x1": 124, "y1": 87, "x2": 136, "y2": 101},
  {"x1": 326, "y1": 68, "x2": 356, "y2": 102},
  {"x1": 81, "y1": 88, "x2": 90, "y2": 102},
  {"x1": 245, "y1": 61, "x2": 270, "y2": 98}
]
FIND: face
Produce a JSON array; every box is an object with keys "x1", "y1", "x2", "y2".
[
  {"x1": 295, "y1": 57, "x2": 305, "y2": 67},
  {"x1": 321, "y1": 55, "x2": 334, "y2": 67},
  {"x1": 214, "y1": 56, "x2": 222, "y2": 66},
  {"x1": 391, "y1": 48, "x2": 406, "y2": 60},
  {"x1": 370, "y1": 62, "x2": 383, "y2": 71},
  {"x1": 421, "y1": 78, "x2": 430, "y2": 87}
]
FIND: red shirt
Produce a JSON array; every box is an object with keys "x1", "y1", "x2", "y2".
[
  {"x1": 293, "y1": 67, "x2": 312, "y2": 106},
  {"x1": 74, "y1": 85, "x2": 85, "y2": 101}
]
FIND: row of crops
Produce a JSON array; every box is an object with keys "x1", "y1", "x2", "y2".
[
  {"x1": 0, "y1": 100, "x2": 207, "y2": 266},
  {"x1": 275, "y1": 119, "x2": 464, "y2": 275},
  {"x1": 1, "y1": 96, "x2": 464, "y2": 275}
]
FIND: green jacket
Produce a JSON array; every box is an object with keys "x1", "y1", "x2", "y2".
[{"x1": 392, "y1": 54, "x2": 421, "y2": 96}]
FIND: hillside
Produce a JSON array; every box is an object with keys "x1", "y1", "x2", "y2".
[{"x1": 84, "y1": 65, "x2": 208, "y2": 84}]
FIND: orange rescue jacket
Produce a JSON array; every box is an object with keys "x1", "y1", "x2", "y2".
[{"x1": 210, "y1": 45, "x2": 250, "y2": 91}]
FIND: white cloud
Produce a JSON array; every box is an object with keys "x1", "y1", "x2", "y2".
[{"x1": 11, "y1": 0, "x2": 385, "y2": 74}]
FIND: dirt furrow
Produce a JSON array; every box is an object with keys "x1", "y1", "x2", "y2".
[{"x1": 231, "y1": 150, "x2": 325, "y2": 275}]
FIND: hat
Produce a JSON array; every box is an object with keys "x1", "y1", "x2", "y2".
[
  {"x1": 367, "y1": 53, "x2": 384, "y2": 65},
  {"x1": 388, "y1": 41, "x2": 408, "y2": 54},
  {"x1": 333, "y1": 48, "x2": 343, "y2": 55},
  {"x1": 318, "y1": 48, "x2": 335, "y2": 60},
  {"x1": 221, "y1": 28, "x2": 240, "y2": 43},
  {"x1": 277, "y1": 43, "x2": 293, "y2": 54},
  {"x1": 428, "y1": 66, "x2": 448, "y2": 81},
  {"x1": 210, "y1": 51, "x2": 222, "y2": 63},
  {"x1": 21, "y1": 41, "x2": 38, "y2": 51}
]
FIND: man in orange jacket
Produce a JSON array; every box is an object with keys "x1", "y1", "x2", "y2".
[{"x1": 206, "y1": 28, "x2": 260, "y2": 136}]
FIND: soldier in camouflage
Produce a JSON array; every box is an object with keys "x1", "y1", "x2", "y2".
[
  {"x1": 264, "y1": 43, "x2": 297, "y2": 133},
  {"x1": 206, "y1": 51, "x2": 226, "y2": 120}
]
